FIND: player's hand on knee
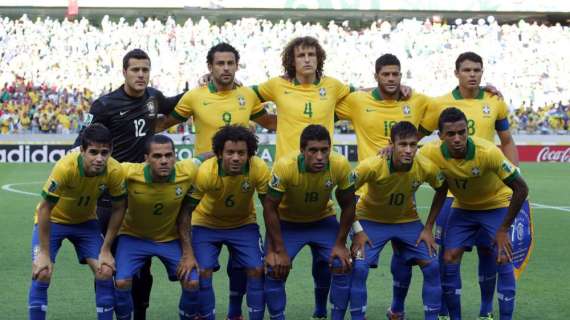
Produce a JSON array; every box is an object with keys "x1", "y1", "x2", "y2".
[
  {"x1": 351, "y1": 231, "x2": 372, "y2": 260},
  {"x1": 416, "y1": 227, "x2": 438, "y2": 257},
  {"x1": 177, "y1": 253, "x2": 199, "y2": 281},
  {"x1": 265, "y1": 251, "x2": 291, "y2": 280},
  {"x1": 494, "y1": 229, "x2": 512, "y2": 263},
  {"x1": 329, "y1": 243, "x2": 352, "y2": 274},
  {"x1": 97, "y1": 250, "x2": 115, "y2": 274},
  {"x1": 32, "y1": 252, "x2": 53, "y2": 280},
  {"x1": 97, "y1": 263, "x2": 114, "y2": 279}
]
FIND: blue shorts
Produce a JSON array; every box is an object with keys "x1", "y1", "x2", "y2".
[
  {"x1": 444, "y1": 207, "x2": 508, "y2": 251},
  {"x1": 434, "y1": 197, "x2": 454, "y2": 245},
  {"x1": 115, "y1": 235, "x2": 182, "y2": 281},
  {"x1": 31, "y1": 220, "x2": 103, "y2": 264},
  {"x1": 270, "y1": 216, "x2": 339, "y2": 263},
  {"x1": 192, "y1": 223, "x2": 263, "y2": 270},
  {"x1": 359, "y1": 220, "x2": 435, "y2": 267}
]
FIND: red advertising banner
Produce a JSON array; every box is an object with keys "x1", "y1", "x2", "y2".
[{"x1": 518, "y1": 145, "x2": 570, "y2": 163}]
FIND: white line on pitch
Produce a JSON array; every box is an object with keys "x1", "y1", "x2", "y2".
[{"x1": 1, "y1": 182, "x2": 42, "y2": 197}]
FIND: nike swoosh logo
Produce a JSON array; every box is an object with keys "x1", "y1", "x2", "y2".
[
  {"x1": 284, "y1": 91, "x2": 292, "y2": 95},
  {"x1": 203, "y1": 102, "x2": 213, "y2": 106},
  {"x1": 119, "y1": 111, "x2": 128, "y2": 116},
  {"x1": 133, "y1": 190, "x2": 144, "y2": 194},
  {"x1": 365, "y1": 108, "x2": 377, "y2": 112}
]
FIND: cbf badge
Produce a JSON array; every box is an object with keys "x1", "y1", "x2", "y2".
[
  {"x1": 510, "y1": 200, "x2": 534, "y2": 279},
  {"x1": 145, "y1": 96, "x2": 157, "y2": 118}
]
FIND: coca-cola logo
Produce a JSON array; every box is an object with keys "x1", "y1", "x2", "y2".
[{"x1": 536, "y1": 147, "x2": 570, "y2": 162}]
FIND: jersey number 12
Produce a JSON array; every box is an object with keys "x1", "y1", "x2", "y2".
[{"x1": 134, "y1": 119, "x2": 146, "y2": 137}]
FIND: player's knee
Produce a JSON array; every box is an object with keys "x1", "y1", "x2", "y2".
[
  {"x1": 246, "y1": 267, "x2": 264, "y2": 279},
  {"x1": 199, "y1": 269, "x2": 213, "y2": 279},
  {"x1": 477, "y1": 246, "x2": 494, "y2": 257},
  {"x1": 35, "y1": 269, "x2": 52, "y2": 282},
  {"x1": 351, "y1": 259, "x2": 369, "y2": 282},
  {"x1": 182, "y1": 279, "x2": 199, "y2": 291},
  {"x1": 330, "y1": 258, "x2": 348, "y2": 275},
  {"x1": 96, "y1": 265, "x2": 114, "y2": 280},
  {"x1": 115, "y1": 279, "x2": 133, "y2": 290},
  {"x1": 443, "y1": 249, "x2": 462, "y2": 264}
]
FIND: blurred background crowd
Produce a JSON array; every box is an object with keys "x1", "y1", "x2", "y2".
[{"x1": 0, "y1": 15, "x2": 568, "y2": 134}]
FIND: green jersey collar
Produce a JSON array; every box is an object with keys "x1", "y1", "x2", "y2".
[
  {"x1": 440, "y1": 137, "x2": 476, "y2": 160},
  {"x1": 452, "y1": 86, "x2": 484, "y2": 100},
  {"x1": 144, "y1": 164, "x2": 176, "y2": 183},
  {"x1": 77, "y1": 154, "x2": 106, "y2": 177},
  {"x1": 293, "y1": 77, "x2": 320, "y2": 86}
]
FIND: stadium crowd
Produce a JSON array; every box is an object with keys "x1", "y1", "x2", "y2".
[{"x1": 0, "y1": 15, "x2": 568, "y2": 134}]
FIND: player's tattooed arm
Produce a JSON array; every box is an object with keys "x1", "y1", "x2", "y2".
[
  {"x1": 177, "y1": 197, "x2": 199, "y2": 281},
  {"x1": 262, "y1": 193, "x2": 291, "y2": 280},
  {"x1": 99, "y1": 199, "x2": 126, "y2": 273},
  {"x1": 332, "y1": 186, "x2": 356, "y2": 273},
  {"x1": 33, "y1": 200, "x2": 56, "y2": 280},
  {"x1": 418, "y1": 181, "x2": 448, "y2": 257},
  {"x1": 497, "y1": 175, "x2": 529, "y2": 263}
]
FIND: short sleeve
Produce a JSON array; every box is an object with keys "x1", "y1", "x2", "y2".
[
  {"x1": 335, "y1": 93, "x2": 353, "y2": 121},
  {"x1": 419, "y1": 101, "x2": 440, "y2": 135},
  {"x1": 495, "y1": 100, "x2": 510, "y2": 132},
  {"x1": 190, "y1": 166, "x2": 209, "y2": 201},
  {"x1": 170, "y1": 91, "x2": 194, "y2": 122},
  {"x1": 335, "y1": 156, "x2": 355, "y2": 191},
  {"x1": 85, "y1": 99, "x2": 109, "y2": 126},
  {"x1": 253, "y1": 158, "x2": 271, "y2": 195},
  {"x1": 41, "y1": 162, "x2": 67, "y2": 203},
  {"x1": 251, "y1": 80, "x2": 274, "y2": 102},
  {"x1": 107, "y1": 162, "x2": 127, "y2": 201},
  {"x1": 423, "y1": 160, "x2": 445, "y2": 190},
  {"x1": 352, "y1": 157, "x2": 378, "y2": 191},
  {"x1": 250, "y1": 96, "x2": 267, "y2": 121},
  {"x1": 268, "y1": 160, "x2": 288, "y2": 196},
  {"x1": 487, "y1": 147, "x2": 519, "y2": 183}
]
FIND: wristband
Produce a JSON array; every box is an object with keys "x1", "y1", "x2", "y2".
[{"x1": 352, "y1": 220, "x2": 363, "y2": 234}]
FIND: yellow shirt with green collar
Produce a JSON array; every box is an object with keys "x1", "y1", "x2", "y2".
[
  {"x1": 35, "y1": 151, "x2": 126, "y2": 224},
  {"x1": 418, "y1": 136, "x2": 519, "y2": 211},
  {"x1": 190, "y1": 156, "x2": 270, "y2": 229},
  {"x1": 268, "y1": 152, "x2": 354, "y2": 223},
  {"x1": 119, "y1": 159, "x2": 198, "y2": 242}
]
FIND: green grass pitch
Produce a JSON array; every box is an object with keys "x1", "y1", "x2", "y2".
[{"x1": 0, "y1": 163, "x2": 568, "y2": 319}]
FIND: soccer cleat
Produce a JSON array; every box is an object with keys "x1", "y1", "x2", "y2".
[
  {"x1": 386, "y1": 308, "x2": 406, "y2": 320},
  {"x1": 437, "y1": 316, "x2": 451, "y2": 320},
  {"x1": 477, "y1": 313, "x2": 494, "y2": 320}
]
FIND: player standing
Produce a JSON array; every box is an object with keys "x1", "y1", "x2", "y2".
[
  {"x1": 263, "y1": 124, "x2": 355, "y2": 320},
  {"x1": 28, "y1": 124, "x2": 126, "y2": 320},
  {"x1": 188, "y1": 125, "x2": 270, "y2": 320},
  {"x1": 419, "y1": 108, "x2": 528, "y2": 320}
]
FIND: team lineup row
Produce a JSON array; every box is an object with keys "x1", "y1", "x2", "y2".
[{"x1": 29, "y1": 37, "x2": 529, "y2": 320}]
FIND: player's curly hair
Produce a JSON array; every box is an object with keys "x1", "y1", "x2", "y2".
[
  {"x1": 390, "y1": 121, "x2": 417, "y2": 143},
  {"x1": 212, "y1": 125, "x2": 258, "y2": 158},
  {"x1": 282, "y1": 36, "x2": 326, "y2": 80}
]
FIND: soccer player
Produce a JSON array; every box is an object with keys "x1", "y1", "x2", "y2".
[
  {"x1": 418, "y1": 52, "x2": 522, "y2": 320},
  {"x1": 79, "y1": 48, "x2": 186, "y2": 320},
  {"x1": 154, "y1": 42, "x2": 275, "y2": 320},
  {"x1": 263, "y1": 124, "x2": 355, "y2": 320},
  {"x1": 98, "y1": 134, "x2": 200, "y2": 320},
  {"x1": 187, "y1": 125, "x2": 270, "y2": 320},
  {"x1": 348, "y1": 121, "x2": 448, "y2": 320},
  {"x1": 419, "y1": 107, "x2": 528, "y2": 320},
  {"x1": 28, "y1": 123, "x2": 126, "y2": 320}
]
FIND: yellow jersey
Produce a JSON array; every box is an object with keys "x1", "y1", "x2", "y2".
[
  {"x1": 354, "y1": 154, "x2": 444, "y2": 223},
  {"x1": 420, "y1": 87, "x2": 510, "y2": 142},
  {"x1": 252, "y1": 76, "x2": 353, "y2": 160},
  {"x1": 170, "y1": 83, "x2": 266, "y2": 154},
  {"x1": 336, "y1": 89, "x2": 430, "y2": 161},
  {"x1": 36, "y1": 152, "x2": 126, "y2": 224},
  {"x1": 190, "y1": 156, "x2": 270, "y2": 229},
  {"x1": 419, "y1": 136, "x2": 519, "y2": 211},
  {"x1": 119, "y1": 160, "x2": 199, "y2": 242},
  {"x1": 268, "y1": 152, "x2": 354, "y2": 223}
]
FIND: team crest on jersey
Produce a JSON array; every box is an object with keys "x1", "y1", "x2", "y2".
[
  {"x1": 48, "y1": 180, "x2": 58, "y2": 193},
  {"x1": 241, "y1": 179, "x2": 251, "y2": 193},
  {"x1": 175, "y1": 186, "x2": 183, "y2": 197},
  {"x1": 471, "y1": 167, "x2": 481, "y2": 176},
  {"x1": 319, "y1": 88, "x2": 327, "y2": 99},
  {"x1": 238, "y1": 95, "x2": 246, "y2": 109},
  {"x1": 411, "y1": 180, "x2": 421, "y2": 191},
  {"x1": 482, "y1": 105, "x2": 491, "y2": 117},
  {"x1": 324, "y1": 178, "x2": 333, "y2": 189},
  {"x1": 98, "y1": 184, "x2": 107, "y2": 193},
  {"x1": 146, "y1": 97, "x2": 157, "y2": 117},
  {"x1": 402, "y1": 105, "x2": 411, "y2": 117},
  {"x1": 270, "y1": 174, "x2": 280, "y2": 189}
]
